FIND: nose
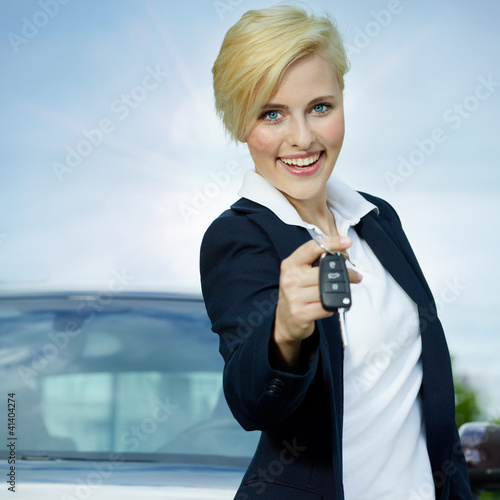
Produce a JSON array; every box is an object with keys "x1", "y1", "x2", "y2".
[{"x1": 287, "y1": 115, "x2": 315, "y2": 150}]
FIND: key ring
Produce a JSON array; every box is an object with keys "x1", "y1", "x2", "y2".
[
  {"x1": 307, "y1": 227, "x2": 333, "y2": 254},
  {"x1": 307, "y1": 227, "x2": 348, "y2": 260}
]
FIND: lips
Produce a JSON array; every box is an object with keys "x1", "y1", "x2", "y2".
[{"x1": 278, "y1": 151, "x2": 323, "y2": 176}]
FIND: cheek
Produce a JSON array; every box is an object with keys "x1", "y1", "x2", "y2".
[
  {"x1": 323, "y1": 113, "x2": 345, "y2": 147},
  {"x1": 247, "y1": 127, "x2": 278, "y2": 159}
]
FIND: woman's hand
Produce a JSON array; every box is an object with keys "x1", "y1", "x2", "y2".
[{"x1": 271, "y1": 236, "x2": 362, "y2": 371}]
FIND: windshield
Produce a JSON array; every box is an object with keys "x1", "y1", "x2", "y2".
[{"x1": 0, "y1": 295, "x2": 259, "y2": 464}]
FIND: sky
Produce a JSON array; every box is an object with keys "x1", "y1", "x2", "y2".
[{"x1": 0, "y1": 0, "x2": 499, "y2": 413}]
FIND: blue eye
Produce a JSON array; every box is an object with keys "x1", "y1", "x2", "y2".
[
  {"x1": 313, "y1": 104, "x2": 327, "y2": 113},
  {"x1": 266, "y1": 110, "x2": 280, "y2": 120}
]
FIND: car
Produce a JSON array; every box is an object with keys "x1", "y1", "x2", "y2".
[
  {"x1": 1, "y1": 291, "x2": 499, "y2": 499},
  {"x1": 459, "y1": 421, "x2": 500, "y2": 500},
  {"x1": 0, "y1": 291, "x2": 260, "y2": 499}
]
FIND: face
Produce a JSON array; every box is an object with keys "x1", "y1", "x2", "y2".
[{"x1": 245, "y1": 54, "x2": 345, "y2": 211}]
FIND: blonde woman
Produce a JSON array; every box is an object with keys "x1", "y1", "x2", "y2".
[{"x1": 200, "y1": 5, "x2": 472, "y2": 499}]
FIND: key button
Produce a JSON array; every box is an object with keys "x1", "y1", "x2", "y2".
[
  {"x1": 329, "y1": 283, "x2": 346, "y2": 292},
  {"x1": 327, "y1": 272, "x2": 341, "y2": 280}
]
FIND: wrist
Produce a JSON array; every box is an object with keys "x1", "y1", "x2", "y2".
[{"x1": 271, "y1": 316, "x2": 307, "y2": 372}]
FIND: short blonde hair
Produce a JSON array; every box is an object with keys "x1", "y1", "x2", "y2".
[{"x1": 212, "y1": 4, "x2": 350, "y2": 142}]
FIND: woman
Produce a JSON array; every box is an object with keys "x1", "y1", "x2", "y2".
[{"x1": 200, "y1": 5, "x2": 472, "y2": 499}]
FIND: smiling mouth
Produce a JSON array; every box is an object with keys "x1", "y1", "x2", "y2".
[{"x1": 279, "y1": 152, "x2": 322, "y2": 168}]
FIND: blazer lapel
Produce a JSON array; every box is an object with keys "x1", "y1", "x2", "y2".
[
  {"x1": 354, "y1": 211, "x2": 431, "y2": 308},
  {"x1": 245, "y1": 209, "x2": 311, "y2": 261}
]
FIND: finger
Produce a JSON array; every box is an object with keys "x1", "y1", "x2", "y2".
[
  {"x1": 281, "y1": 266, "x2": 320, "y2": 289},
  {"x1": 286, "y1": 236, "x2": 352, "y2": 267},
  {"x1": 303, "y1": 301, "x2": 335, "y2": 320},
  {"x1": 298, "y1": 282, "x2": 322, "y2": 304},
  {"x1": 319, "y1": 236, "x2": 352, "y2": 254},
  {"x1": 347, "y1": 268, "x2": 363, "y2": 284},
  {"x1": 279, "y1": 301, "x2": 333, "y2": 334},
  {"x1": 284, "y1": 239, "x2": 326, "y2": 268},
  {"x1": 280, "y1": 279, "x2": 321, "y2": 308}
]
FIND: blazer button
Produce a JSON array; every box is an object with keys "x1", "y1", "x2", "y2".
[{"x1": 265, "y1": 378, "x2": 285, "y2": 397}]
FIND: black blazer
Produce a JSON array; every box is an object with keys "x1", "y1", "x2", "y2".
[{"x1": 200, "y1": 194, "x2": 472, "y2": 500}]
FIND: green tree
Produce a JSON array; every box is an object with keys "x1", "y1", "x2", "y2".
[{"x1": 454, "y1": 372, "x2": 482, "y2": 428}]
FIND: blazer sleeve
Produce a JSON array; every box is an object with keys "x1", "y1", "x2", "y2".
[{"x1": 200, "y1": 211, "x2": 320, "y2": 431}]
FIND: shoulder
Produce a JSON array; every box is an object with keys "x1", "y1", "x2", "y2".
[
  {"x1": 357, "y1": 191, "x2": 402, "y2": 225},
  {"x1": 200, "y1": 200, "x2": 283, "y2": 319},
  {"x1": 200, "y1": 199, "x2": 279, "y2": 271},
  {"x1": 201, "y1": 197, "x2": 293, "y2": 248},
  {"x1": 202, "y1": 198, "x2": 274, "y2": 245},
  {"x1": 201, "y1": 197, "x2": 310, "y2": 264}
]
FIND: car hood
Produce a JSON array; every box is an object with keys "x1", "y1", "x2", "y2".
[{"x1": 1, "y1": 460, "x2": 244, "y2": 499}]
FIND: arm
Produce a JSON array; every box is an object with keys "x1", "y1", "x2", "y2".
[
  {"x1": 200, "y1": 213, "x2": 317, "y2": 431},
  {"x1": 200, "y1": 212, "x2": 355, "y2": 430}
]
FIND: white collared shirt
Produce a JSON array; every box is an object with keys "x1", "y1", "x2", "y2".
[{"x1": 238, "y1": 169, "x2": 435, "y2": 500}]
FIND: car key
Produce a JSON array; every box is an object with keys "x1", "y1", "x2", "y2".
[
  {"x1": 308, "y1": 228, "x2": 351, "y2": 348},
  {"x1": 319, "y1": 252, "x2": 351, "y2": 347}
]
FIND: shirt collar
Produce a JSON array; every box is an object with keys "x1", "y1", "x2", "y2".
[{"x1": 237, "y1": 169, "x2": 378, "y2": 237}]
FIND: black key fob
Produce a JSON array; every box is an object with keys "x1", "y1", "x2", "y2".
[{"x1": 318, "y1": 252, "x2": 351, "y2": 312}]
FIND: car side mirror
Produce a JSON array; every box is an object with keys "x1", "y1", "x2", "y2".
[{"x1": 459, "y1": 422, "x2": 500, "y2": 497}]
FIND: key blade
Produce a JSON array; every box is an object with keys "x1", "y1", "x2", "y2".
[{"x1": 338, "y1": 308, "x2": 348, "y2": 348}]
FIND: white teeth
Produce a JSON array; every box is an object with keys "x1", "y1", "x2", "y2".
[{"x1": 280, "y1": 153, "x2": 321, "y2": 167}]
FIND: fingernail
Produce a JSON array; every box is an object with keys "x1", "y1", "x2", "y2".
[
  {"x1": 340, "y1": 237, "x2": 352, "y2": 245},
  {"x1": 357, "y1": 272, "x2": 363, "y2": 281}
]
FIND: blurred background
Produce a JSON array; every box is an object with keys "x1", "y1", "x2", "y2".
[{"x1": 0, "y1": 1, "x2": 499, "y2": 418}]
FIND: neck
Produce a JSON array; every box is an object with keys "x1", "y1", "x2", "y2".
[{"x1": 284, "y1": 189, "x2": 338, "y2": 237}]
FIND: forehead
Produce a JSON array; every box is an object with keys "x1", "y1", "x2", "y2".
[{"x1": 268, "y1": 54, "x2": 341, "y2": 105}]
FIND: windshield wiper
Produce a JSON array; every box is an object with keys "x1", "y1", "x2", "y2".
[{"x1": 22, "y1": 453, "x2": 88, "y2": 461}]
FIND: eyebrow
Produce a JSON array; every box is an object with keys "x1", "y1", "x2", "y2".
[{"x1": 261, "y1": 95, "x2": 337, "y2": 112}]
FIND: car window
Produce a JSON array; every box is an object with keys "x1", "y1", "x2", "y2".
[{"x1": 0, "y1": 296, "x2": 259, "y2": 462}]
